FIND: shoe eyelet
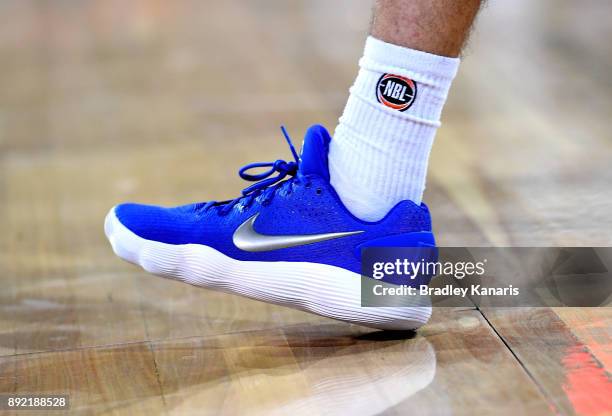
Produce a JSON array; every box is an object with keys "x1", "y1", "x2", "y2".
[{"x1": 315, "y1": 188, "x2": 323, "y2": 195}]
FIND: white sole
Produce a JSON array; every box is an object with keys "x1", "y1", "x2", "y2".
[{"x1": 104, "y1": 207, "x2": 431, "y2": 330}]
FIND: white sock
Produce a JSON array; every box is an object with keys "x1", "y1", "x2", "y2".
[{"x1": 329, "y1": 36, "x2": 460, "y2": 221}]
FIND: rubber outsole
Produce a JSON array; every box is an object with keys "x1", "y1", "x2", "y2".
[{"x1": 104, "y1": 207, "x2": 431, "y2": 330}]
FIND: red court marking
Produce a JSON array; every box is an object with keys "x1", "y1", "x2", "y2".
[
  {"x1": 562, "y1": 346, "x2": 612, "y2": 416},
  {"x1": 560, "y1": 314, "x2": 612, "y2": 371}
]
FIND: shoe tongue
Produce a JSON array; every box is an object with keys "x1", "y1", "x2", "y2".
[{"x1": 298, "y1": 124, "x2": 331, "y2": 180}]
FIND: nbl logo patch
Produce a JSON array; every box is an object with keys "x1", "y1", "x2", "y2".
[{"x1": 376, "y1": 74, "x2": 417, "y2": 112}]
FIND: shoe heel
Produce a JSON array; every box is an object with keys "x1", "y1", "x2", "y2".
[
  {"x1": 355, "y1": 231, "x2": 436, "y2": 256},
  {"x1": 356, "y1": 232, "x2": 438, "y2": 286}
]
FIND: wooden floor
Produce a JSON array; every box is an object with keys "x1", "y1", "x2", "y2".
[{"x1": 1, "y1": 1, "x2": 611, "y2": 414}]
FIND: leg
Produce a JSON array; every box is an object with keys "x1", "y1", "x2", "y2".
[
  {"x1": 105, "y1": 1, "x2": 484, "y2": 330},
  {"x1": 329, "y1": 0, "x2": 483, "y2": 221},
  {"x1": 371, "y1": 0, "x2": 483, "y2": 57}
]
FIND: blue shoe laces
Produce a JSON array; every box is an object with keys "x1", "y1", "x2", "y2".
[{"x1": 201, "y1": 126, "x2": 310, "y2": 215}]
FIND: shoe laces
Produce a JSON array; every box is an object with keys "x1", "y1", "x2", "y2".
[{"x1": 201, "y1": 126, "x2": 309, "y2": 215}]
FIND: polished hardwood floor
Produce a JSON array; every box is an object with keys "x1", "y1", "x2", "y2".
[{"x1": 0, "y1": 1, "x2": 611, "y2": 414}]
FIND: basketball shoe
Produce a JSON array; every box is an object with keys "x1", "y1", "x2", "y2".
[{"x1": 104, "y1": 125, "x2": 435, "y2": 330}]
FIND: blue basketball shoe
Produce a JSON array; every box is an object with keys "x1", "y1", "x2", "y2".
[{"x1": 105, "y1": 125, "x2": 435, "y2": 330}]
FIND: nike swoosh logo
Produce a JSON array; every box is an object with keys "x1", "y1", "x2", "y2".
[{"x1": 233, "y1": 213, "x2": 363, "y2": 252}]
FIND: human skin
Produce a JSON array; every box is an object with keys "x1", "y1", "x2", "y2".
[{"x1": 371, "y1": 0, "x2": 484, "y2": 57}]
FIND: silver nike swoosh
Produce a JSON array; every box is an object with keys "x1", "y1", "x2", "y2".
[{"x1": 233, "y1": 213, "x2": 363, "y2": 252}]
